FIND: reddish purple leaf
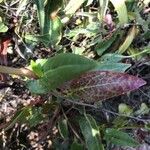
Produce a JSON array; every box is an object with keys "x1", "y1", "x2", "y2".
[
  {"x1": 58, "y1": 71, "x2": 146, "y2": 103},
  {"x1": 0, "y1": 37, "x2": 11, "y2": 81},
  {"x1": 0, "y1": 37, "x2": 11, "y2": 65}
]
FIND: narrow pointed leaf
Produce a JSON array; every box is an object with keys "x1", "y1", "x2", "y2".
[
  {"x1": 105, "y1": 128, "x2": 139, "y2": 147},
  {"x1": 58, "y1": 71, "x2": 146, "y2": 103},
  {"x1": 99, "y1": 53, "x2": 125, "y2": 63},
  {"x1": 24, "y1": 34, "x2": 50, "y2": 46},
  {"x1": 44, "y1": 0, "x2": 63, "y2": 34},
  {"x1": 5, "y1": 107, "x2": 44, "y2": 130},
  {"x1": 5, "y1": 107, "x2": 31, "y2": 130},
  {"x1": 95, "y1": 62, "x2": 131, "y2": 73},
  {"x1": 95, "y1": 33, "x2": 117, "y2": 56},
  {"x1": 118, "y1": 26, "x2": 136, "y2": 54},
  {"x1": 44, "y1": 0, "x2": 63, "y2": 45},
  {"x1": 79, "y1": 114, "x2": 103, "y2": 150},
  {"x1": 58, "y1": 119, "x2": 69, "y2": 139},
  {"x1": 34, "y1": 0, "x2": 45, "y2": 34},
  {"x1": 49, "y1": 16, "x2": 62, "y2": 45}
]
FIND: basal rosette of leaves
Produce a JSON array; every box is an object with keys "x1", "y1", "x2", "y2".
[
  {"x1": 27, "y1": 53, "x2": 97, "y2": 94},
  {"x1": 27, "y1": 53, "x2": 146, "y2": 103}
]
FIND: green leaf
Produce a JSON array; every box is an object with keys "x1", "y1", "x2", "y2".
[
  {"x1": 99, "y1": 53, "x2": 126, "y2": 63},
  {"x1": 95, "y1": 62, "x2": 131, "y2": 72},
  {"x1": 26, "y1": 0, "x2": 63, "y2": 46},
  {"x1": 118, "y1": 103, "x2": 133, "y2": 116},
  {"x1": 118, "y1": 26, "x2": 136, "y2": 54},
  {"x1": 24, "y1": 34, "x2": 50, "y2": 46},
  {"x1": 42, "y1": 53, "x2": 96, "y2": 72},
  {"x1": 79, "y1": 114, "x2": 103, "y2": 150},
  {"x1": 49, "y1": 16, "x2": 62, "y2": 45},
  {"x1": 72, "y1": 46, "x2": 85, "y2": 55},
  {"x1": 95, "y1": 33, "x2": 117, "y2": 56},
  {"x1": 34, "y1": 0, "x2": 45, "y2": 34},
  {"x1": 0, "y1": 21, "x2": 8, "y2": 33},
  {"x1": 5, "y1": 106, "x2": 44, "y2": 130},
  {"x1": 105, "y1": 128, "x2": 139, "y2": 147},
  {"x1": 27, "y1": 53, "x2": 97, "y2": 94},
  {"x1": 113, "y1": 117, "x2": 129, "y2": 128},
  {"x1": 5, "y1": 107, "x2": 31, "y2": 130},
  {"x1": 44, "y1": 0, "x2": 63, "y2": 25},
  {"x1": 66, "y1": 22, "x2": 100, "y2": 38},
  {"x1": 26, "y1": 79, "x2": 49, "y2": 94},
  {"x1": 44, "y1": 0, "x2": 63, "y2": 38},
  {"x1": 135, "y1": 103, "x2": 150, "y2": 115},
  {"x1": 26, "y1": 107, "x2": 44, "y2": 127},
  {"x1": 29, "y1": 59, "x2": 47, "y2": 77},
  {"x1": 41, "y1": 64, "x2": 96, "y2": 91},
  {"x1": 65, "y1": 0, "x2": 86, "y2": 15},
  {"x1": 71, "y1": 141, "x2": 84, "y2": 150},
  {"x1": 58, "y1": 119, "x2": 69, "y2": 139},
  {"x1": 110, "y1": 0, "x2": 128, "y2": 25},
  {"x1": 0, "y1": 0, "x2": 4, "y2": 3}
]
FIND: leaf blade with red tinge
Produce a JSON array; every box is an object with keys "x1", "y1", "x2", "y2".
[
  {"x1": 0, "y1": 37, "x2": 11, "y2": 65},
  {"x1": 58, "y1": 71, "x2": 146, "y2": 103}
]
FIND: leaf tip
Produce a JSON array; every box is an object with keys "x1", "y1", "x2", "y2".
[{"x1": 136, "y1": 78, "x2": 146, "y2": 88}]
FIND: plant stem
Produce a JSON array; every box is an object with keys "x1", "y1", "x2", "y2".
[{"x1": 0, "y1": 65, "x2": 38, "y2": 79}]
